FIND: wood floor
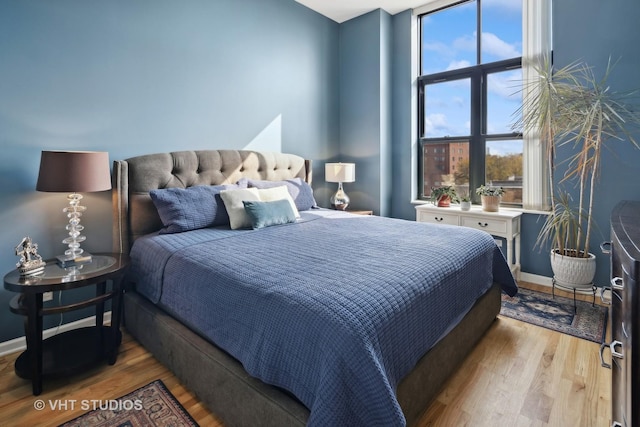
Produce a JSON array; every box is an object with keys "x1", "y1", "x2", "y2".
[{"x1": 0, "y1": 282, "x2": 611, "y2": 426}]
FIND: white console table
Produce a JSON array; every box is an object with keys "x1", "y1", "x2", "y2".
[{"x1": 415, "y1": 204, "x2": 522, "y2": 277}]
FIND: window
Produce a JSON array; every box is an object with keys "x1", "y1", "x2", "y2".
[
  {"x1": 414, "y1": 0, "x2": 551, "y2": 209},
  {"x1": 418, "y1": 0, "x2": 523, "y2": 206}
]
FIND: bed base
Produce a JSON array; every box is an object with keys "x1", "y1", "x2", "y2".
[{"x1": 123, "y1": 282, "x2": 501, "y2": 426}]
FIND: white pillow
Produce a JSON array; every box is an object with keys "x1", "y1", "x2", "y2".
[
  {"x1": 219, "y1": 187, "x2": 260, "y2": 229},
  {"x1": 257, "y1": 186, "x2": 300, "y2": 218}
]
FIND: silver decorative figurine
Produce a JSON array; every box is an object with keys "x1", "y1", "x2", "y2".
[{"x1": 15, "y1": 237, "x2": 46, "y2": 276}]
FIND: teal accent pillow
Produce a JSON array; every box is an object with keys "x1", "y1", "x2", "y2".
[{"x1": 242, "y1": 199, "x2": 297, "y2": 229}]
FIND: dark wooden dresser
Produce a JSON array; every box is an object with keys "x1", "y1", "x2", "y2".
[{"x1": 604, "y1": 200, "x2": 640, "y2": 427}]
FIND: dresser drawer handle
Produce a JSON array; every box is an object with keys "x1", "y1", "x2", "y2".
[
  {"x1": 599, "y1": 286, "x2": 611, "y2": 305},
  {"x1": 609, "y1": 341, "x2": 624, "y2": 359},
  {"x1": 478, "y1": 222, "x2": 488, "y2": 227},
  {"x1": 610, "y1": 340, "x2": 624, "y2": 359},
  {"x1": 600, "y1": 340, "x2": 624, "y2": 368},
  {"x1": 611, "y1": 277, "x2": 624, "y2": 291},
  {"x1": 600, "y1": 342, "x2": 611, "y2": 369},
  {"x1": 600, "y1": 241, "x2": 611, "y2": 254},
  {"x1": 435, "y1": 217, "x2": 443, "y2": 222}
]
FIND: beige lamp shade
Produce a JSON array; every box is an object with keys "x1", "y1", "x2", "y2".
[
  {"x1": 325, "y1": 162, "x2": 355, "y2": 183},
  {"x1": 36, "y1": 151, "x2": 111, "y2": 193}
]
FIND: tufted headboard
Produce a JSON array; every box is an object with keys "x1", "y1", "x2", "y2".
[{"x1": 112, "y1": 150, "x2": 312, "y2": 254}]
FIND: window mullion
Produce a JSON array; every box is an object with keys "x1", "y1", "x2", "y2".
[
  {"x1": 476, "y1": 0, "x2": 481, "y2": 65},
  {"x1": 469, "y1": 70, "x2": 484, "y2": 203}
]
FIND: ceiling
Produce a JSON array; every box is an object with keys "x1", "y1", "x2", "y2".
[{"x1": 295, "y1": 0, "x2": 435, "y2": 23}]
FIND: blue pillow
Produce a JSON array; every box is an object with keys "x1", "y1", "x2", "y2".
[
  {"x1": 239, "y1": 177, "x2": 317, "y2": 211},
  {"x1": 242, "y1": 199, "x2": 297, "y2": 229},
  {"x1": 150, "y1": 184, "x2": 239, "y2": 233}
]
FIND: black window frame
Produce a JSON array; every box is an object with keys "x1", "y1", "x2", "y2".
[{"x1": 417, "y1": 0, "x2": 523, "y2": 205}]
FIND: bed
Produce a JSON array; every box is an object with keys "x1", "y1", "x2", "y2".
[{"x1": 112, "y1": 149, "x2": 517, "y2": 426}]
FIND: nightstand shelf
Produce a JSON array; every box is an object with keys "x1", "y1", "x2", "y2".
[{"x1": 14, "y1": 326, "x2": 121, "y2": 380}]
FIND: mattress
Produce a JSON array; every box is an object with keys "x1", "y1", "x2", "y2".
[{"x1": 129, "y1": 210, "x2": 517, "y2": 426}]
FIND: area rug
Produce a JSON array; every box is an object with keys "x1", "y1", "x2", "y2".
[
  {"x1": 59, "y1": 379, "x2": 199, "y2": 427},
  {"x1": 500, "y1": 287, "x2": 608, "y2": 343}
]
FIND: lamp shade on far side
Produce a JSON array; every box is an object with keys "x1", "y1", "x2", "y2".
[
  {"x1": 325, "y1": 162, "x2": 355, "y2": 210},
  {"x1": 36, "y1": 150, "x2": 111, "y2": 193},
  {"x1": 325, "y1": 162, "x2": 355, "y2": 184},
  {"x1": 36, "y1": 150, "x2": 111, "y2": 263}
]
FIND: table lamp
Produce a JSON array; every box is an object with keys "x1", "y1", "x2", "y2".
[
  {"x1": 325, "y1": 162, "x2": 355, "y2": 210},
  {"x1": 36, "y1": 150, "x2": 111, "y2": 263}
]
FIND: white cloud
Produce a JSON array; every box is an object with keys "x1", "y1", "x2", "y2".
[
  {"x1": 481, "y1": 32, "x2": 521, "y2": 59},
  {"x1": 423, "y1": 41, "x2": 453, "y2": 56},
  {"x1": 425, "y1": 113, "x2": 470, "y2": 137},
  {"x1": 426, "y1": 113, "x2": 467, "y2": 137},
  {"x1": 425, "y1": 113, "x2": 448, "y2": 135},
  {"x1": 453, "y1": 34, "x2": 475, "y2": 52},
  {"x1": 487, "y1": 71, "x2": 521, "y2": 99},
  {"x1": 451, "y1": 31, "x2": 520, "y2": 61},
  {"x1": 446, "y1": 60, "x2": 471, "y2": 71}
]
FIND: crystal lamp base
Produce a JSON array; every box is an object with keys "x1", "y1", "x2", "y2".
[{"x1": 330, "y1": 183, "x2": 350, "y2": 210}]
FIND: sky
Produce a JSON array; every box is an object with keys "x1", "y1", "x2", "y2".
[{"x1": 421, "y1": 0, "x2": 523, "y2": 156}]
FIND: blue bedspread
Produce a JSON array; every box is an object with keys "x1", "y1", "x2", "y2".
[{"x1": 130, "y1": 211, "x2": 517, "y2": 426}]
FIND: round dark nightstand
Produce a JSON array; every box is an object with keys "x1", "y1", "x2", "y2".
[{"x1": 3, "y1": 252, "x2": 130, "y2": 395}]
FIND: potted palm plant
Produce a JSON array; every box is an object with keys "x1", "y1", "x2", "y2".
[
  {"x1": 515, "y1": 57, "x2": 640, "y2": 288},
  {"x1": 430, "y1": 186, "x2": 459, "y2": 207}
]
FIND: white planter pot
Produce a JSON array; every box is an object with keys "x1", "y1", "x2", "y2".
[
  {"x1": 550, "y1": 249, "x2": 596, "y2": 289},
  {"x1": 460, "y1": 201, "x2": 471, "y2": 211},
  {"x1": 481, "y1": 195, "x2": 500, "y2": 212}
]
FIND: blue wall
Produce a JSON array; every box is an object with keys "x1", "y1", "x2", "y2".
[
  {"x1": 338, "y1": 9, "x2": 393, "y2": 216},
  {"x1": 550, "y1": 0, "x2": 640, "y2": 286},
  {"x1": 0, "y1": 0, "x2": 339, "y2": 342},
  {"x1": 390, "y1": 10, "x2": 416, "y2": 221}
]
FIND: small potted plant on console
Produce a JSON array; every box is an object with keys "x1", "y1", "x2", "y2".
[
  {"x1": 430, "y1": 186, "x2": 459, "y2": 208},
  {"x1": 460, "y1": 194, "x2": 471, "y2": 211},
  {"x1": 475, "y1": 185, "x2": 504, "y2": 212}
]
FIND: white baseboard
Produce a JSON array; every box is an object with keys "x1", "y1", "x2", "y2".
[
  {"x1": 0, "y1": 312, "x2": 112, "y2": 357},
  {"x1": 519, "y1": 272, "x2": 553, "y2": 287}
]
